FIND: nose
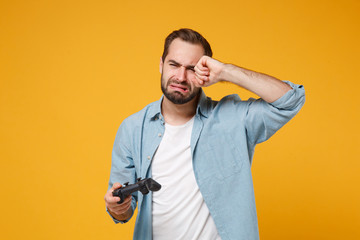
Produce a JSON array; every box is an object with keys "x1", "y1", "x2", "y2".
[{"x1": 176, "y1": 66, "x2": 187, "y2": 82}]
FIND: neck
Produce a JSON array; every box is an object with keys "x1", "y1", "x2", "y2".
[{"x1": 161, "y1": 94, "x2": 199, "y2": 126}]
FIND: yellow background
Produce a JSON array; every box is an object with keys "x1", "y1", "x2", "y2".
[{"x1": 1, "y1": 0, "x2": 359, "y2": 239}]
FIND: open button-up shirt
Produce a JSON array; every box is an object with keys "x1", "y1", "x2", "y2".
[{"x1": 108, "y1": 81, "x2": 305, "y2": 240}]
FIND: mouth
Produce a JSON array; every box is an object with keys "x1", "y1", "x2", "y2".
[{"x1": 169, "y1": 84, "x2": 189, "y2": 93}]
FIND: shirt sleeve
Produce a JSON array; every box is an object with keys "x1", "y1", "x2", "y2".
[
  {"x1": 107, "y1": 120, "x2": 138, "y2": 224},
  {"x1": 245, "y1": 81, "x2": 305, "y2": 144}
]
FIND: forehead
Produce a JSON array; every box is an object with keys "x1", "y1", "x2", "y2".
[{"x1": 165, "y1": 38, "x2": 205, "y2": 65}]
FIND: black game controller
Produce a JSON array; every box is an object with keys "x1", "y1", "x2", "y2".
[{"x1": 112, "y1": 178, "x2": 161, "y2": 204}]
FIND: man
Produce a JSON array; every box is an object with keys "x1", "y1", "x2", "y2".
[{"x1": 104, "y1": 28, "x2": 305, "y2": 240}]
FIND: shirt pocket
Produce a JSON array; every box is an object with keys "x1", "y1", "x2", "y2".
[{"x1": 198, "y1": 134, "x2": 243, "y2": 180}]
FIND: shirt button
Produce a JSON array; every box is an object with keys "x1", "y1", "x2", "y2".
[
  {"x1": 147, "y1": 156, "x2": 151, "y2": 160},
  {"x1": 159, "y1": 116, "x2": 162, "y2": 120},
  {"x1": 158, "y1": 133, "x2": 162, "y2": 137}
]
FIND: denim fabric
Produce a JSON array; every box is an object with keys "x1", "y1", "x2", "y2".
[{"x1": 108, "y1": 81, "x2": 305, "y2": 240}]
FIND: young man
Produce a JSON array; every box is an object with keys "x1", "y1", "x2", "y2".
[{"x1": 104, "y1": 28, "x2": 305, "y2": 240}]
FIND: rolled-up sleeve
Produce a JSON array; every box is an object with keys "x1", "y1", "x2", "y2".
[{"x1": 245, "y1": 81, "x2": 305, "y2": 144}]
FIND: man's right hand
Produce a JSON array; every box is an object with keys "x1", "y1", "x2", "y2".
[{"x1": 104, "y1": 182, "x2": 133, "y2": 221}]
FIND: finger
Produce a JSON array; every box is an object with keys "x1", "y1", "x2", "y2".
[
  {"x1": 109, "y1": 203, "x2": 130, "y2": 215},
  {"x1": 194, "y1": 65, "x2": 209, "y2": 75},
  {"x1": 105, "y1": 183, "x2": 122, "y2": 201},
  {"x1": 195, "y1": 71, "x2": 209, "y2": 82},
  {"x1": 111, "y1": 199, "x2": 130, "y2": 210},
  {"x1": 106, "y1": 191, "x2": 132, "y2": 207},
  {"x1": 112, "y1": 202, "x2": 131, "y2": 215},
  {"x1": 116, "y1": 197, "x2": 132, "y2": 209},
  {"x1": 196, "y1": 56, "x2": 210, "y2": 69},
  {"x1": 109, "y1": 196, "x2": 132, "y2": 214},
  {"x1": 194, "y1": 75, "x2": 204, "y2": 86},
  {"x1": 111, "y1": 182, "x2": 122, "y2": 191},
  {"x1": 113, "y1": 194, "x2": 132, "y2": 205},
  {"x1": 105, "y1": 194, "x2": 121, "y2": 205}
]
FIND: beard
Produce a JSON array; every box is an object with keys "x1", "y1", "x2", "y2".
[{"x1": 161, "y1": 75, "x2": 200, "y2": 105}]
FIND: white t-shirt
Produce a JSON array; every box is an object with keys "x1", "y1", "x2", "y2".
[{"x1": 152, "y1": 117, "x2": 221, "y2": 240}]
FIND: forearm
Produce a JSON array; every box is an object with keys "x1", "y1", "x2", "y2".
[{"x1": 220, "y1": 64, "x2": 292, "y2": 103}]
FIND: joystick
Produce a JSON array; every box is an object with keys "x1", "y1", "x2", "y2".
[{"x1": 112, "y1": 178, "x2": 161, "y2": 204}]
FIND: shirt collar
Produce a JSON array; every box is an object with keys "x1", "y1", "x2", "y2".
[{"x1": 196, "y1": 89, "x2": 210, "y2": 118}]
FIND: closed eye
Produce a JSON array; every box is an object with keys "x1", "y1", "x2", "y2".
[
  {"x1": 187, "y1": 67, "x2": 195, "y2": 72},
  {"x1": 167, "y1": 60, "x2": 195, "y2": 72},
  {"x1": 168, "y1": 60, "x2": 180, "y2": 67}
]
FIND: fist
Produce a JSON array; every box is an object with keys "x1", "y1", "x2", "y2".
[
  {"x1": 193, "y1": 56, "x2": 225, "y2": 87},
  {"x1": 104, "y1": 183, "x2": 132, "y2": 217}
]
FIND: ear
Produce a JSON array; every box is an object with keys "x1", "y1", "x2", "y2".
[{"x1": 159, "y1": 56, "x2": 163, "y2": 74}]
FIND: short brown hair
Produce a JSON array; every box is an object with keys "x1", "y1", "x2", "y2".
[{"x1": 161, "y1": 28, "x2": 212, "y2": 62}]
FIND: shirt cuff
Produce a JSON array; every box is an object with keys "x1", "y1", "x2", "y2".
[{"x1": 270, "y1": 81, "x2": 305, "y2": 109}]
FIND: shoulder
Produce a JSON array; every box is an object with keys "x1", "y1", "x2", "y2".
[
  {"x1": 121, "y1": 100, "x2": 160, "y2": 129},
  {"x1": 112, "y1": 99, "x2": 159, "y2": 147}
]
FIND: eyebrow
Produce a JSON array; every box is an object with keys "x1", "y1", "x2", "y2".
[{"x1": 167, "y1": 60, "x2": 195, "y2": 70}]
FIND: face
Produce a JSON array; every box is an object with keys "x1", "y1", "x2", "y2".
[{"x1": 160, "y1": 38, "x2": 204, "y2": 104}]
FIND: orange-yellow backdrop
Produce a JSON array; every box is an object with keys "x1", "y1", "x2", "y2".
[{"x1": 1, "y1": 0, "x2": 359, "y2": 239}]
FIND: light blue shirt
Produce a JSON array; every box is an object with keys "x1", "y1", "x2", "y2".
[{"x1": 108, "y1": 81, "x2": 305, "y2": 240}]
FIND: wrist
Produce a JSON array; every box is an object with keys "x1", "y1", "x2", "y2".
[
  {"x1": 108, "y1": 207, "x2": 133, "y2": 221},
  {"x1": 219, "y1": 63, "x2": 235, "y2": 83}
]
